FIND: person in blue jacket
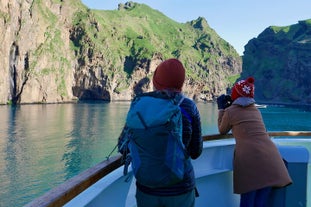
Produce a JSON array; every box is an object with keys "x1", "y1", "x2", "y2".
[{"x1": 118, "y1": 58, "x2": 203, "y2": 207}]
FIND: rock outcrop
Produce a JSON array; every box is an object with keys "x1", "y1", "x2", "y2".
[
  {"x1": 0, "y1": 0, "x2": 77, "y2": 104},
  {"x1": 242, "y1": 19, "x2": 311, "y2": 104}
]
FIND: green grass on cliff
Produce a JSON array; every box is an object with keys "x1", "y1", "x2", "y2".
[
  {"x1": 71, "y1": 2, "x2": 239, "y2": 80},
  {"x1": 269, "y1": 19, "x2": 311, "y2": 41}
]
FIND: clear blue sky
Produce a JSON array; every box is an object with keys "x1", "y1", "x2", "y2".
[{"x1": 81, "y1": 0, "x2": 311, "y2": 55}]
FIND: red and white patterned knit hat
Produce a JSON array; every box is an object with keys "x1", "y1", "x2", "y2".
[{"x1": 231, "y1": 77, "x2": 255, "y2": 100}]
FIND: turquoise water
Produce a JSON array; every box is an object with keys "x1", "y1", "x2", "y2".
[{"x1": 0, "y1": 102, "x2": 310, "y2": 207}]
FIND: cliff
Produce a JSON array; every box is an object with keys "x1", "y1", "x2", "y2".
[
  {"x1": 0, "y1": 0, "x2": 241, "y2": 104},
  {"x1": 242, "y1": 19, "x2": 311, "y2": 104},
  {"x1": 0, "y1": 0, "x2": 78, "y2": 104}
]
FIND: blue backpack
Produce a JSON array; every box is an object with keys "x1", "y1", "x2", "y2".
[{"x1": 123, "y1": 91, "x2": 190, "y2": 188}]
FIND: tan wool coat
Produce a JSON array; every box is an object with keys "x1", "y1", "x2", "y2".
[{"x1": 218, "y1": 104, "x2": 292, "y2": 194}]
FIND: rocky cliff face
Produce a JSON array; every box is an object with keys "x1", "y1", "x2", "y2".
[
  {"x1": 0, "y1": 1, "x2": 242, "y2": 104},
  {"x1": 242, "y1": 20, "x2": 311, "y2": 104},
  {"x1": 0, "y1": 0, "x2": 77, "y2": 104}
]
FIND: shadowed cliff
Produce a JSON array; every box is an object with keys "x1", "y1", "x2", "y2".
[{"x1": 242, "y1": 19, "x2": 311, "y2": 105}]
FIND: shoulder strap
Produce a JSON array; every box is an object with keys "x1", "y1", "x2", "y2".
[{"x1": 175, "y1": 93, "x2": 185, "y2": 106}]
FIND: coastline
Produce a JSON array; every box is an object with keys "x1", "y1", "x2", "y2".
[{"x1": 256, "y1": 100, "x2": 311, "y2": 108}]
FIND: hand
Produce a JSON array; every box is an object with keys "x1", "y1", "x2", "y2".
[{"x1": 217, "y1": 94, "x2": 232, "y2": 109}]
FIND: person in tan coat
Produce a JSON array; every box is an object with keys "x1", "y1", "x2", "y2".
[{"x1": 216, "y1": 77, "x2": 292, "y2": 207}]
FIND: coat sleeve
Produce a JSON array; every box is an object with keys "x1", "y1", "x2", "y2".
[
  {"x1": 218, "y1": 109, "x2": 232, "y2": 135},
  {"x1": 180, "y1": 98, "x2": 203, "y2": 159}
]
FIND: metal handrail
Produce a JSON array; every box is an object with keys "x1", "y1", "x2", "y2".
[
  {"x1": 202, "y1": 131, "x2": 311, "y2": 141},
  {"x1": 25, "y1": 131, "x2": 311, "y2": 207}
]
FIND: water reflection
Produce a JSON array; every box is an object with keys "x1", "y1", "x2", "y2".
[
  {"x1": 4, "y1": 106, "x2": 22, "y2": 206},
  {"x1": 61, "y1": 101, "x2": 130, "y2": 180},
  {"x1": 1, "y1": 104, "x2": 72, "y2": 206},
  {"x1": 196, "y1": 102, "x2": 219, "y2": 135}
]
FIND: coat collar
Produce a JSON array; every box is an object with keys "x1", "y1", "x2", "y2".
[{"x1": 232, "y1": 97, "x2": 255, "y2": 107}]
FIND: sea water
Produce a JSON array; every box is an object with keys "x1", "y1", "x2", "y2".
[{"x1": 0, "y1": 102, "x2": 310, "y2": 207}]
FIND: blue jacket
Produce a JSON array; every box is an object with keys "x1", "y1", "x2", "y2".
[{"x1": 118, "y1": 93, "x2": 203, "y2": 196}]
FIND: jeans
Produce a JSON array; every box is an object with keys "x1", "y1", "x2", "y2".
[{"x1": 240, "y1": 187, "x2": 272, "y2": 207}]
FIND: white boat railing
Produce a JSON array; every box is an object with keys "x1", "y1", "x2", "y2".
[{"x1": 25, "y1": 131, "x2": 311, "y2": 207}]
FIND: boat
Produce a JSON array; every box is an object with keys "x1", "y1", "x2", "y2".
[
  {"x1": 255, "y1": 104, "x2": 267, "y2": 108},
  {"x1": 25, "y1": 131, "x2": 311, "y2": 207}
]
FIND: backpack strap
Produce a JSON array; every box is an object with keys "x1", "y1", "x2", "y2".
[
  {"x1": 172, "y1": 93, "x2": 191, "y2": 159},
  {"x1": 175, "y1": 93, "x2": 185, "y2": 106},
  {"x1": 136, "y1": 112, "x2": 148, "y2": 129}
]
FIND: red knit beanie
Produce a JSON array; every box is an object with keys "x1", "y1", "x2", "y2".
[
  {"x1": 231, "y1": 77, "x2": 255, "y2": 100},
  {"x1": 152, "y1": 58, "x2": 185, "y2": 92}
]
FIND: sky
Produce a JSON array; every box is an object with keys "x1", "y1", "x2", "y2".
[{"x1": 81, "y1": 0, "x2": 311, "y2": 55}]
